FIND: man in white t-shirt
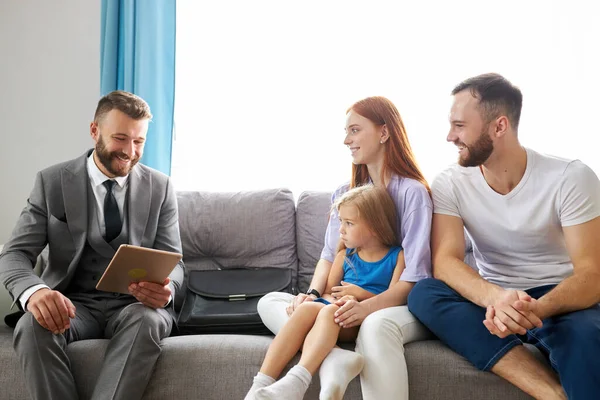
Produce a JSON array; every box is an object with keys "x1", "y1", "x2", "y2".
[{"x1": 408, "y1": 73, "x2": 600, "y2": 400}]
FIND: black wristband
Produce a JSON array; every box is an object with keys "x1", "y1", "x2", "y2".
[{"x1": 306, "y1": 288, "x2": 321, "y2": 298}]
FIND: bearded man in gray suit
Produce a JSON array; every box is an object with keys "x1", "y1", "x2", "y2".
[{"x1": 0, "y1": 91, "x2": 185, "y2": 400}]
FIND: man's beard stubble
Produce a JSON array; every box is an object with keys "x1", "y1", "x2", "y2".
[
  {"x1": 95, "y1": 135, "x2": 139, "y2": 176},
  {"x1": 458, "y1": 129, "x2": 494, "y2": 168}
]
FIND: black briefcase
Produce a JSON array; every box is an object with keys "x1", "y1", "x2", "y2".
[{"x1": 177, "y1": 267, "x2": 293, "y2": 335}]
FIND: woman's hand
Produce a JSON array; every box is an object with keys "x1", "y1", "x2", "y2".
[
  {"x1": 286, "y1": 293, "x2": 316, "y2": 316},
  {"x1": 333, "y1": 296, "x2": 371, "y2": 328},
  {"x1": 331, "y1": 281, "x2": 374, "y2": 301}
]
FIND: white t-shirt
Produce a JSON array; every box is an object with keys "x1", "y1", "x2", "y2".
[{"x1": 432, "y1": 148, "x2": 600, "y2": 290}]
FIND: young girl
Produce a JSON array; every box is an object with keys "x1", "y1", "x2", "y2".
[{"x1": 245, "y1": 185, "x2": 405, "y2": 400}]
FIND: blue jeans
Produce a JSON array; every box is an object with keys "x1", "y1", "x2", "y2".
[{"x1": 408, "y1": 278, "x2": 600, "y2": 399}]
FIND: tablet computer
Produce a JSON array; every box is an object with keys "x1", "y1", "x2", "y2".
[{"x1": 96, "y1": 244, "x2": 183, "y2": 294}]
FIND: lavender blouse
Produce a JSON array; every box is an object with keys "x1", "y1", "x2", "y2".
[{"x1": 320, "y1": 175, "x2": 433, "y2": 282}]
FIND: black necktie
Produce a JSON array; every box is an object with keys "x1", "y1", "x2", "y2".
[{"x1": 103, "y1": 180, "x2": 122, "y2": 242}]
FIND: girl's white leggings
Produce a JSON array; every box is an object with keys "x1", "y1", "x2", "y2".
[{"x1": 257, "y1": 291, "x2": 432, "y2": 400}]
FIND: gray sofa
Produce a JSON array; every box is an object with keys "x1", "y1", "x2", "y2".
[{"x1": 0, "y1": 188, "x2": 534, "y2": 399}]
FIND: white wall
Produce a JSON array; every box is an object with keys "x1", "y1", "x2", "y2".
[
  {"x1": 0, "y1": 0, "x2": 100, "y2": 243},
  {"x1": 174, "y1": 1, "x2": 600, "y2": 197}
]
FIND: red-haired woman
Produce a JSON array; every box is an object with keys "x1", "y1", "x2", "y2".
[{"x1": 256, "y1": 96, "x2": 433, "y2": 400}]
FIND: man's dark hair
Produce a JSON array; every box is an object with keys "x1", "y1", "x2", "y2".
[
  {"x1": 94, "y1": 90, "x2": 153, "y2": 123},
  {"x1": 452, "y1": 73, "x2": 523, "y2": 130}
]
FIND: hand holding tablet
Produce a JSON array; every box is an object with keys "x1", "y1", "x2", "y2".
[{"x1": 96, "y1": 244, "x2": 182, "y2": 294}]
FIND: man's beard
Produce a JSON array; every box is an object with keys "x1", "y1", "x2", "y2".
[
  {"x1": 458, "y1": 128, "x2": 494, "y2": 167},
  {"x1": 96, "y1": 135, "x2": 139, "y2": 176}
]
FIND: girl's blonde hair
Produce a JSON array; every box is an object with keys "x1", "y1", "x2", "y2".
[{"x1": 334, "y1": 185, "x2": 398, "y2": 253}]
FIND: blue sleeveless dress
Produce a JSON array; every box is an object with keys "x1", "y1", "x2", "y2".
[{"x1": 314, "y1": 246, "x2": 402, "y2": 305}]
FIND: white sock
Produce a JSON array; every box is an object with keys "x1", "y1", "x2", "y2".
[
  {"x1": 244, "y1": 372, "x2": 276, "y2": 400},
  {"x1": 255, "y1": 365, "x2": 312, "y2": 400},
  {"x1": 319, "y1": 348, "x2": 365, "y2": 400}
]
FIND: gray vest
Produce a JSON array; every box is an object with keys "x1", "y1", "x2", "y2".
[{"x1": 66, "y1": 182, "x2": 130, "y2": 294}]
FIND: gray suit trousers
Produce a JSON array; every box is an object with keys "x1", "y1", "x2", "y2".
[{"x1": 13, "y1": 297, "x2": 172, "y2": 400}]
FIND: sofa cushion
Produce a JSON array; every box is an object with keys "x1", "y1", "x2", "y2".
[
  {"x1": 63, "y1": 333, "x2": 363, "y2": 400},
  {"x1": 176, "y1": 189, "x2": 298, "y2": 288},
  {"x1": 406, "y1": 340, "x2": 534, "y2": 399},
  {"x1": 295, "y1": 191, "x2": 332, "y2": 292},
  {"x1": 1, "y1": 323, "x2": 536, "y2": 400}
]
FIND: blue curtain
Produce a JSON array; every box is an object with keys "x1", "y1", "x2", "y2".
[{"x1": 100, "y1": 0, "x2": 176, "y2": 175}]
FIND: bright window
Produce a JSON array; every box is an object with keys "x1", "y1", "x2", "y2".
[{"x1": 173, "y1": 1, "x2": 600, "y2": 195}]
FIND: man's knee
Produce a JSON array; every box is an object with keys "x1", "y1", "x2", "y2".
[
  {"x1": 14, "y1": 312, "x2": 43, "y2": 338},
  {"x1": 557, "y1": 313, "x2": 600, "y2": 351},
  {"x1": 408, "y1": 277, "x2": 443, "y2": 301},
  {"x1": 13, "y1": 312, "x2": 56, "y2": 348},
  {"x1": 14, "y1": 312, "x2": 36, "y2": 333},
  {"x1": 116, "y1": 304, "x2": 171, "y2": 338},
  {"x1": 408, "y1": 278, "x2": 450, "y2": 318},
  {"x1": 573, "y1": 320, "x2": 600, "y2": 340}
]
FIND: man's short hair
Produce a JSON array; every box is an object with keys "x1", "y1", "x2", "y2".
[
  {"x1": 452, "y1": 73, "x2": 523, "y2": 130},
  {"x1": 94, "y1": 90, "x2": 153, "y2": 123}
]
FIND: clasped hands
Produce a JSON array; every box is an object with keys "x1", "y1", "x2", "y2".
[
  {"x1": 27, "y1": 278, "x2": 172, "y2": 334},
  {"x1": 484, "y1": 289, "x2": 543, "y2": 338}
]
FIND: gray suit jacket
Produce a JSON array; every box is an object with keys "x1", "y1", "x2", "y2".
[{"x1": 0, "y1": 150, "x2": 185, "y2": 323}]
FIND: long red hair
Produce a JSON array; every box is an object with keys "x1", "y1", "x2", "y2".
[{"x1": 348, "y1": 96, "x2": 430, "y2": 192}]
